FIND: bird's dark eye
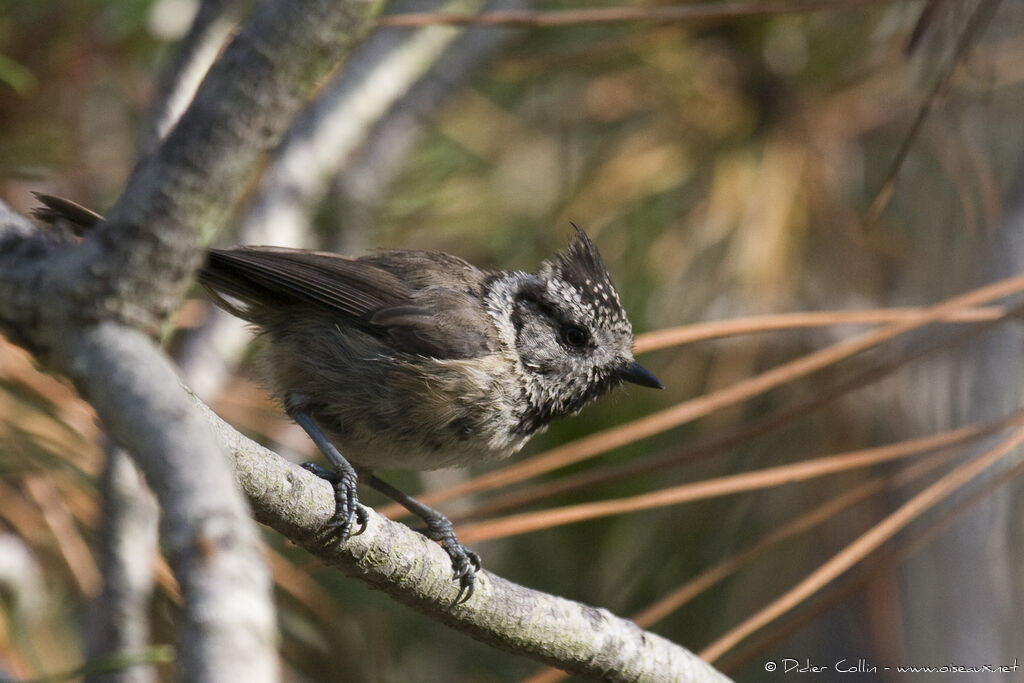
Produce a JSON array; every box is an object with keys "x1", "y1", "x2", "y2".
[{"x1": 561, "y1": 324, "x2": 589, "y2": 348}]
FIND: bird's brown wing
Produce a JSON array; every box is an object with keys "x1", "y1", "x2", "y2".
[
  {"x1": 202, "y1": 247, "x2": 408, "y2": 321},
  {"x1": 200, "y1": 247, "x2": 498, "y2": 359}
]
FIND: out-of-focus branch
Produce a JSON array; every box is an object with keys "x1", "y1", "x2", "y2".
[
  {"x1": 377, "y1": 0, "x2": 891, "y2": 27},
  {"x1": 0, "y1": 1, "x2": 386, "y2": 680},
  {"x1": 178, "y1": 0, "x2": 520, "y2": 397},
  {"x1": 0, "y1": 533, "x2": 44, "y2": 624},
  {"x1": 235, "y1": 0, "x2": 479, "y2": 251},
  {"x1": 86, "y1": 446, "x2": 160, "y2": 683},
  {"x1": 78, "y1": 0, "x2": 384, "y2": 333},
  {"x1": 191, "y1": 393, "x2": 731, "y2": 683},
  {"x1": 0, "y1": 196, "x2": 277, "y2": 678},
  {"x1": 334, "y1": 0, "x2": 528, "y2": 243},
  {"x1": 53, "y1": 321, "x2": 276, "y2": 681},
  {"x1": 137, "y1": 0, "x2": 247, "y2": 157},
  {"x1": 96, "y1": 3, "x2": 247, "y2": 673},
  {"x1": 864, "y1": 0, "x2": 1002, "y2": 226}
]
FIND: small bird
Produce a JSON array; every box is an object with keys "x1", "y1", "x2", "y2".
[{"x1": 31, "y1": 194, "x2": 662, "y2": 603}]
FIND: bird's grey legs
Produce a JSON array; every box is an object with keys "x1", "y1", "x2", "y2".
[
  {"x1": 286, "y1": 397, "x2": 368, "y2": 540},
  {"x1": 361, "y1": 473, "x2": 481, "y2": 604},
  {"x1": 286, "y1": 394, "x2": 479, "y2": 603}
]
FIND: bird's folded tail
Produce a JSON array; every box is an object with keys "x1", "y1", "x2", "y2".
[{"x1": 30, "y1": 193, "x2": 104, "y2": 236}]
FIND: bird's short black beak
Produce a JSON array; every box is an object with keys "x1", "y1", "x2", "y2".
[{"x1": 619, "y1": 361, "x2": 664, "y2": 389}]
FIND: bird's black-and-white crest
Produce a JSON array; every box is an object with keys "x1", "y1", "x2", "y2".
[{"x1": 543, "y1": 226, "x2": 629, "y2": 329}]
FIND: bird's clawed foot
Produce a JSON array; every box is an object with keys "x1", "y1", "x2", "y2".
[
  {"x1": 420, "y1": 516, "x2": 482, "y2": 605},
  {"x1": 303, "y1": 462, "x2": 480, "y2": 604},
  {"x1": 302, "y1": 462, "x2": 369, "y2": 541}
]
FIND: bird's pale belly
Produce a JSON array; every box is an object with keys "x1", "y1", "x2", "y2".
[{"x1": 274, "y1": 347, "x2": 538, "y2": 471}]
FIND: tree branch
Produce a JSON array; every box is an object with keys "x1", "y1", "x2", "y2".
[
  {"x1": 0, "y1": 2, "x2": 387, "y2": 679},
  {"x1": 1, "y1": 0, "x2": 726, "y2": 678},
  {"x1": 86, "y1": 446, "x2": 160, "y2": 683},
  {"x1": 67, "y1": 0, "x2": 386, "y2": 333},
  {"x1": 191, "y1": 394, "x2": 731, "y2": 682},
  {"x1": 177, "y1": 0, "x2": 515, "y2": 399},
  {"x1": 55, "y1": 322, "x2": 277, "y2": 681},
  {"x1": 0, "y1": 196, "x2": 278, "y2": 678},
  {"x1": 333, "y1": 0, "x2": 529, "y2": 242},
  {"x1": 137, "y1": 0, "x2": 247, "y2": 158},
  {"x1": 377, "y1": 0, "x2": 890, "y2": 27},
  {"x1": 233, "y1": 0, "x2": 479, "y2": 252}
]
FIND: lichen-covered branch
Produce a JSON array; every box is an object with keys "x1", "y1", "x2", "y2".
[{"x1": 193, "y1": 394, "x2": 731, "y2": 683}]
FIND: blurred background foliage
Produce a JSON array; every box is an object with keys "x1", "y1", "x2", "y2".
[{"x1": 3, "y1": 0, "x2": 1024, "y2": 681}]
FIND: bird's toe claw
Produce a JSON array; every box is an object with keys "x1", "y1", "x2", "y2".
[{"x1": 302, "y1": 461, "x2": 364, "y2": 542}]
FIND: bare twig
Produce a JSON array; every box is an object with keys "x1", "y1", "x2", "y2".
[
  {"x1": 460, "y1": 300, "x2": 1024, "y2": 520},
  {"x1": 717, "y1": 447, "x2": 1024, "y2": 673},
  {"x1": 380, "y1": 271, "x2": 1024, "y2": 516},
  {"x1": 864, "y1": 0, "x2": 1002, "y2": 227},
  {"x1": 634, "y1": 305, "x2": 1007, "y2": 353},
  {"x1": 455, "y1": 410, "x2": 1024, "y2": 543},
  {"x1": 378, "y1": 0, "x2": 891, "y2": 28},
  {"x1": 521, "y1": 452, "x2": 959, "y2": 683},
  {"x1": 700, "y1": 425, "x2": 1024, "y2": 663}
]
